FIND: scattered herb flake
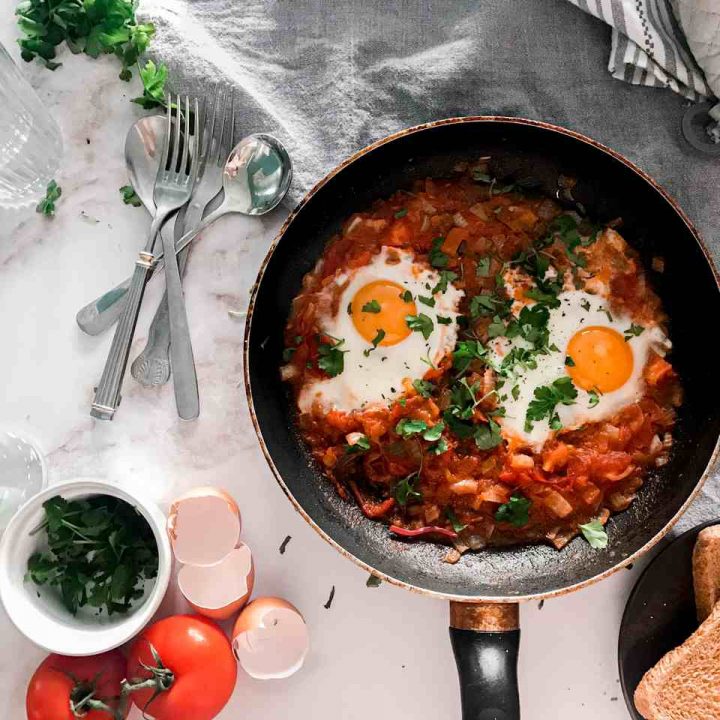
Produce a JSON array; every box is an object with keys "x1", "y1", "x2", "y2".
[
  {"x1": 362, "y1": 299, "x2": 381, "y2": 313},
  {"x1": 624, "y1": 323, "x2": 645, "y2": 340},
  {"x1": 395, "y1": 472, "x2": 422, "y2": 506},
  {"x1": 579, "y1": 519, "x2": 608, "y2": 549},
  {"x1": 418, "y1": 295, "x2": 435, "y2": 308},
  {"x1": 36, "y1": 180, "x2": 61, "y2": 216},
  {"x1": 395, "y1": 418, "x2": 428, "y2": 438},
  {"x1": 366, "y1": 574, "x2": 382, "y2": 588},
  {"x1": 431, "y1": 270, "x2": 457, "y2": 295},
  {"x1": 429, "y1": 236, "x2": 449, "y2": 268},
  {"x1": 279, "y1": 536, "x2": 292, "y2": 554},
  {"x1": 446, "y1": 508, "x2": 467, "y2": 533},
  {"x1": 324, "y1": 585, "x2": 336, "y2": 609},
  {"x1": 405, "y1": 313, "x2": 434, "y2": 340},
  {"x1": 363, "y1": 329, "x2": 386, "y2": 357},
  {"x1": 394, "y1": 208, "x2": 408, "y2": 219},
  {"x1": 525, "y1": 377, "x2": 578, "y2": 432},
  {"x1": 317, "y1": 337, "x2": 347, "y2": 377},
  {"x1": 565, "y1": 355, "x2": 575, "y2": 367},
  {"x1": 495, "y1": 493, "x2": 532, "y2": 527},
  {"x1": 476, "y1": 256, "x2": 492, "y2": 277},
  {"x1": 413, "y1": 379, "x2": 435, "y2": 398},
  {"x1": 119, "y1": 185, "x2": 142, "y2": 207}
]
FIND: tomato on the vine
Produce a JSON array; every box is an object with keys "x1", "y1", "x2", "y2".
[
  {"x1": 26, "y1": 650, "x2": 128, "y2": 720},
  {"x1": 125, "y1": 615, "x2": 237, "y2": 720}
]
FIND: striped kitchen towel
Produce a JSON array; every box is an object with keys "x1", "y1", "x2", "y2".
[{"x1": 567, "y1": 0, "x2": 714, "y2": 101}]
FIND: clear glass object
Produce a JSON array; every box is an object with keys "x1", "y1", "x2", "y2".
[
  {"x1": 0, "y1": 42, "x2": 62, "y2": 209},
  {"x1": 0, "y1": 432, "x2": 46, "y2": 533}
]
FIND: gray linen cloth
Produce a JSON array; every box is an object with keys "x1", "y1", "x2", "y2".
[{"x1": 142, "y1": 0, "x2": 720, "y2": 533}]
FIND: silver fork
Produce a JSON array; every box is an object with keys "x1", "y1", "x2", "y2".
[
  {"x1": 132, "y1": 88, "x2": 234, "y2": 388},
  {"x1": 91, "y1": 96, "x2": 200, "y2": 421}
]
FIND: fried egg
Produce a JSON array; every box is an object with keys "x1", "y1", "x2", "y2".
[
  {"x1": 298, "y1": 247, "x2": 463, "y2": 413},
  {"x1": 490, "y1": 289, "x2": 670, "y2": 449}
]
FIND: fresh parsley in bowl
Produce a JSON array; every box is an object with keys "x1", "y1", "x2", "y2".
[
  {"x1": 0, "y1": 479, "x2": 171, "y2": 655},
  {"x1": 26, "y1": 494, "x2": 159, "y2": 616}
]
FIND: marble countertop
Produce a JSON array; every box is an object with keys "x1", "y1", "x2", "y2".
[{"x1": 1, "y1": 6, "x2": 718, "y2": 720}]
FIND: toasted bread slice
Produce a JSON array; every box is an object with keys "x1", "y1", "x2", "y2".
[
  {"x1": 634, "y1": 600, "x2": 720, "y2": 719},
  {"x1": 693, "y1": 525, "x2": 720, "y2": 622}
]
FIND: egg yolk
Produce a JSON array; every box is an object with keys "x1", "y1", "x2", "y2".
[
  {"x1": 351, "y1": 280, "x2": 417, "y2": 346},
  {"x1": 566, "y1": 326, "x2": 633, "y2": 393}
]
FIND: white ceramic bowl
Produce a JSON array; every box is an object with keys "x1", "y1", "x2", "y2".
[{"x1": 0, "y1": 478, "x2": 171, "y2": 656}]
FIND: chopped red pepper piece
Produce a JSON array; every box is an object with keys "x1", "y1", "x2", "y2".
[{"x1": 389, "y1": 524, "x2": 458, "y2": 540}]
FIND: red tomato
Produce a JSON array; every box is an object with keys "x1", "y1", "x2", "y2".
[
  {"x1": 26, "y1": 650, "x2": 127, "y2": 720},
  {"x1": 126, "y1": 615, "x2": 237, "y2": 720}
]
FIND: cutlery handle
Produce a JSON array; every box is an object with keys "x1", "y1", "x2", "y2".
[
  {"x1": 162, "y1": 225, "x2": 199, "y2": 420},
  {"x1": 90, "y1": 256, "x2": 153, "y2": 420},
  {"x1": 75, "y1": 208, "x2": 226, "y2": 336}
]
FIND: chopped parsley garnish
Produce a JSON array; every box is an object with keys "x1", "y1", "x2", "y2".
[
  {"x1": 395, "y1": 418, "x2": 428, "y2": 438},
  {"x1": 422, "y1": 420, "x2": 445, "y2": 442},
  {"x1": 580, "y1": 299, "x2": 591, "y2": 312},
  {"x1": 525, "y1": 376, "x2": 578, "y2": 432},
  {"x1": 445, "y1": 508, "x2": 467, "y2": 533},
  {"x1": 588, "y1": 389, "x2": 600, "y2": 407},
  {"x1": 565, "y1": 355, "x2": 575, "y2": 367},
  {"x1": 429, "y1": 236, "x2": 449, "y2": 268},
  {"x1": 452, "y1": 340, "x2": 487, "y2": 372},
  {"x1": 511, "y1": 385, "x2": 520, "y2": 400},
  {"x1": 431, "y1": 437, "x2": 449, "y2": 455},
  {"x1": 470, "y1": 293, "x2": 501, "y2": 317},
  {"x1": 405, "y1": 313, "x2": 434, "y2": 340},
  {"x1": 399, "y1": 289, "x2": 413, "y2": 303},
  {"x1": 395, "y1": 473, "x2": 422, "y2": 506},
  {"x1": 524, "y1": 286, "x2": 561, "y2": 308},
  {"x1": 505, "y1": 304, "x2": 550, "y2": 350},
  {"x1": 418, "y1": 295, "x2": 435, "y2": 308},
  {"x1": 475, "y1": 419, "x2": 502, "y2": 450},
  {"x1": 437, "y1": 315, "x2": 452, "y2": 325},
  {"x1": 413, "y1": 379, "x2": 435, "y2": 398},
  {"x1": 362, "y1": 299, "x2": 381, "y2": 313},
  {"x1": 476, "y1": 256, "x2": 491, "y2": 277},
  {"x1": 345, "y1": 435, "x2": 371, "y2": 454},
  {"x1": 394, "y1": 208, "x2": 408, "y2": 218},
  {"x1": 282, "y1": 347, "x2": 295, "y2": 361},
  {"x1": 547, "y1": 214, "x2": 588, "y2": 268},
  {"x1": 579, "y1": 518, "x2": 608, "y2": 549},
  {"x1": 624, "y1": 323, "x2": 645, "y2": 340},
  {"x1": 495, "y1": 493, "x2": 531, "y2": 527},
  {"x1": 36, "y1": 180, "x2": 61, "y2": 216},
  {"x1": 317, "y1": 337, "x2": 347, "y2": 377},
  {"x1": 431, "y1": 270, "x2": 457, "y2": 295},
  {"x1": 363, "y1": 329, "x2": 386, "y2": 357},
  {"x1": 119, "y1": 185, "x2": 142, "y2": 207}
]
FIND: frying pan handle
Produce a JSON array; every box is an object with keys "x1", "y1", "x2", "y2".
[{"x1": 449, "y1": 601, "x2": 520, "y2": 720}]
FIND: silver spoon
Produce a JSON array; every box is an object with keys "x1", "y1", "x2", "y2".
[
  {"x1": 75, "y1": 133, "x2": 292, "y2": 336},
  {"x1": 76, "y1": 116, "x2": 177, "y2": 336}
]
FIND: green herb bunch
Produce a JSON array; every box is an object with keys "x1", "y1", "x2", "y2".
[
  {"x1": 26, "y1": 495, "x2": 158, "y2": 616},
  {"x1": 16, "y1": 0, "x2": 168, "y2": 108}
]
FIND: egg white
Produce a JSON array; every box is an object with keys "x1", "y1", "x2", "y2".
[
  {"x1": 298, "y1": 247, "x2": 464, "y2": 413},
  {"x1": 490, "y1": 289, "x2": 670, "y2": 449}
]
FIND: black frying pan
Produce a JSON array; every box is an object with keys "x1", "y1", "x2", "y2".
[{"x1": 244, "y1": 117, "x2": 720, "y2": 719}]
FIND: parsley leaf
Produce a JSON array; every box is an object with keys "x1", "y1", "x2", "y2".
[
  {"x1": 395, "y1": 418, "x2": 428, "y2": 437},
  {"x1": 131, "y1": 59, "x2": 168, "y2": 109},
  {"x1": 525, "y1": 377, "x2": 578, "y2": 431},
  {"x1": 476, "y1": 256, "x2": 491, "y2": 277},
  {"x1": 363, "y1": 329, "x2": 386, "y2": 357},
  {"x1": 565, "y1": 355, "x2": 575, "y2": 367},
  {"x1": 431, "y1": 270, "x2": 457, "y2": 295},
  {"x1": 429, "y1": 237, "x2": 449, "y2": 268},
  {"x1": 317, "y1": 337, "x2": 347, "y2": 377},
  {"x1": 588, "y1": 389, "x2": 600, "y2": 408},
  {"x1": 453, "y1": 339, "x2": 487, "y2": 372},
  {"x1": 406, "y1": 313, "x2": 434, "y2": 340},
  {"x1": 418, "y1": 295, "x2": 435, "y2": 308},
  {"x1": 362, "y1": 299, "x2": 381, "y2": 313},
  {"x1": 36, "y1": 180, "x2": 61, "y2": 216},
  {"x1": 282, "y1": 347, "x2": 295, "y2": 361},
  {"x1": 446, "y1": 508, "x2": 467, "y2": 533},
  {"x1": 624, "y1": 323, "x2": 645, "y2": 340},
  {"x1": 423, "y1": 421, "x2": 445, "y2": 442},
  {"x1": 395, "y1": 473, "x2": 422, "y2": 506},
  {"x1": 413, "y1": 379, "x2": 435, "y2": 398},
  {"x1": 475, "y1": 419, "x2": 502, "y2": 450},
  {"x1": 437, "y1": 315, "x2": 452, "y2": 325},
  {"x1": 431, "y1": 437, "x2": 449, "y2": 455},
  {"x1": 495, "y1": 493, "x2": 531, "y2": 527},
  {"x1": 400, "y1": 289, "x2": 413, "y2": 303},
  {"x1": 345, "y1": 435, "x2": 370, "y2": 454},
  {"x1": 119, "y1": 185, "x2": 142, "y2": 207},
  {"x1": 394, "y1": 208, "x2": 408, "y2": 218},
  {"x1": 579, "y1": 519, "x2": 608, "y2": 549}
]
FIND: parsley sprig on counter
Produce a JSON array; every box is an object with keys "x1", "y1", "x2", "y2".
[{"x1": 26, "y1": 495, "x2": 158, "y2": 616}]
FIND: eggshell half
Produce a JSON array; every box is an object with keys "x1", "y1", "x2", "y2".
[
  {"x1": 232, "y1": 597, "x2": 309, "y2": 680},
  {"x1": 177, "y1": 543, "x2": 255, "y2": 620},
  {"x1": 167, "y1": 486, "x2": 241, "y2": 565}
]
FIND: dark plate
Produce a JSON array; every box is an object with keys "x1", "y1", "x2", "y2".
[{"x1": 619, "y1": 519, "x2": 720, "y2": 718}]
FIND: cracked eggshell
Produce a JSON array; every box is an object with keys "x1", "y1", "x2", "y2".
[
  {"x1": 167, "y1": 486, "x2": 241, "y2": 566},
  {"x1": 177, "y1": 543, "x2": 255, "y2": 620},
  {"x1": 232, "y1": 597, "x2": 309, "y2": 680}
]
